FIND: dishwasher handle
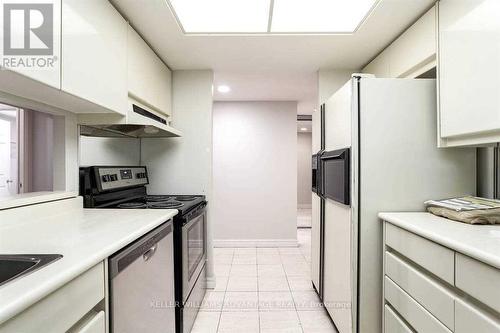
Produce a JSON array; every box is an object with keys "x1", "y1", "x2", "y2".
[
  {"x1": 109, "y1": 220, "x2": 172, "y2": 279},
  {"x1": 143, "y1": 244, "x2": 158, "y2": 261}
]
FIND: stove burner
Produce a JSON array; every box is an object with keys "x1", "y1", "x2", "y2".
[
  {"x1": 149, "y1": 201, "x2": 184, "y2": 209},
  {"x1": 175, "y1": 196, "x2": 198, "y2": 202},
  {"x1": 118, "y1": 202, "x2": 148, "y2": 209},
  {"x1": 146, "y1": 195, "x2": 173, "y2": 202}
]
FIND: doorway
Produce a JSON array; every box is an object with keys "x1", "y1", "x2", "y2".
[
  {"x1": 0, "y1": 106, "x2": 18, "y2": 196},
  {"x1": 297, "y1": 115, "x2": 312, "y2": 228},
  {"x1": 0, "y1": 103, "x2": 55, "y2": 195}
]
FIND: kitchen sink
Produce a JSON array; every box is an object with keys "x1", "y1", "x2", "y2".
[{"x1": 0, "y1": 254, "x2": 63, "y2": 287}]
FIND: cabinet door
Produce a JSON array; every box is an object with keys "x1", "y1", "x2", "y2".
[
  {"x1": 62, "y1": 0, "x2": 127, "y2": 114},
  {"x1": 438, "y1": 0, "x2": 500, "y2": 141},
  {"x1": 0, "y1": 0, "x2": 61, "y2": 88},
  {"x1": 127, "y1": 26, "x2": 172, "y2": 117}
]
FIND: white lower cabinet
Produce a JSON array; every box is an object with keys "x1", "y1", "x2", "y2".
[
  {"x1": 72, "y1": 311, "x2": 106, "y2": 333},
  {"x1": 383, "y1": 221, "x2": 500, "y2": 333},
  {"x1": 0, "y1": 262, "x2": 106, "y2": 333},
  {"x1": 384, "y1": 305, "x2": 412, "y2": 333},
  {"x1": 455, "y1": 300, "x2": 500, "y2": 333}
]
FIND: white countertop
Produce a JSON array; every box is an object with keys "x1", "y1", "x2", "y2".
[
  {"x1": 0, "y1": 197, "x2": 178, "y2": 324},
  {"x1": 0, "y1": 191, "x2": 78, "y2": 210},
  {"x1": 379, "y1": 212, "x2": 500, "y2": 270}
]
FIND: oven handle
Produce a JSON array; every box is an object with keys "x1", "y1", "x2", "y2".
[{"x1": 184, "y1": 202, "x2": 207, "y2": 222}]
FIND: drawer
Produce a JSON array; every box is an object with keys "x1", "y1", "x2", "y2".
[
  {"x1": 75, "y1": 311, "x2": 105, "y2": 333},
  {"x1": 456, "y1": 253, "x2": 500, "y2": 312},
  {"x1": 0, "y1": 262, "x2": 105, "y2": 333},
  {"x1": 384, "y1": 277, "x2": 451, "y2": 333},
  {"x1": 385, "y1": 251, "x2": 455, "y2": 330},
  {"x1": 384, "y1": 305, "x2": 413, "y2": 333},
  {"x1": 455, "y1": 300, "x2": 500, "y2": 333},
  {"x1": 385, "y1": 223, "x2": 455, "y2": 284}
]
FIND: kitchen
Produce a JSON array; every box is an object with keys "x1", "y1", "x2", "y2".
[{"x1": 1, "y1": 0, "x2": 500, "y2": 333}]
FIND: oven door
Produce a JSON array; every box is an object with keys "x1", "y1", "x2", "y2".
[{"x1": 182, "y1": 204, "x2": 207, "y2": 302}]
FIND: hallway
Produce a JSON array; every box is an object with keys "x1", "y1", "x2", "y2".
[{"x1": 192, "y1": 228, "x2": 337, "y2": 333}]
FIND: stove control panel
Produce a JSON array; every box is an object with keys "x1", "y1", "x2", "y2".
[{"x1": 96, "y1": 166, "x2": 148, "y2": 191}]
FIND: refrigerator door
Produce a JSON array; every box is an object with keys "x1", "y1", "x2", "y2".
[
  {"x1": 322, "y1": 79, "x2": 354, "y2": 333},
  {"x1": 311, "y1": 105, "x2": 326, "y2": 297}
]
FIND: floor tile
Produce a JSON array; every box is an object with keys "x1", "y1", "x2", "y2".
[
  {"x1": 234, "y1": 248, "x2": 257, "y2": 255},
  {"x1": 213, "y1": 276, "x2": 229, "y2": 292},
  {"x1": 257, "y1": 254, "x2": 282, "y2": 265},
  {"x1": 223, "y1": 292, "x2": 259, "y2": 311},
  {"x1": 283, "y1": 263, "x2": 310, "y2": 277},
  {"x1": 279, "y1": 247, "x2": 303, "y2": 255},
  {"x1": 218, "y1": 311, "x2": 259, "y2": 333},
  {"x1": 260, "y1": 311, "x2": 302, "y2": 333},
  {"x1": 230, "y1": 264, "x2": 258, "y2": 276},
  {"x1": 200, "y1": 291, "x2": 225, "y2": 312},
  {"x1": 287, "y1": 276, "x2": 314, "y2": 291},
  {"x1": 298, "y1": 310, "x2": 338, "y2": 332},
  {"x1": 258, "y1": 276, "x2": 290, "y2": 292},
  {"x1": 281, "y1": 255, "x2": 308, "y2": 266},
  {"x1": 258, "y1": 291, "x2": 295, "y2": 311},
  {"x1": 215, "y1": 254, "x2": 234, "y2": 265},
  {"x1": 191, "y1": 311, "x2": 221, "y2": 333},
  {"x1": 233, "y1": 254, "x2": 257, "y2": 265},
  {"x1": 214, "y1": 264, "x2": 232, "y2": 277},
  {"x1": 226, "y1": 276, "x2": 258, "y2": 291},
  {"x1": 257, "y1": 248, "x2": 280, "y2": 255},
  {"x1": 292, "y1": 291, "x2": 324, "y2": 311},
  {"x1": 258, "y1": 264, "x2": 286, "y2": 277},
  {"x1": 214, "y1": 248, "x2": 235, "y2": 256}
]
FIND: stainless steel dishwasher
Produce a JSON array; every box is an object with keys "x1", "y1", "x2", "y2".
[{"x1": 109, "y1": 221, "x2": 175, "y2": 333}]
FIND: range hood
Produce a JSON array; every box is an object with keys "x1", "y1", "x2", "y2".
[{"x1": 78, "y1": 98, "x2": 182, "y2": 138}]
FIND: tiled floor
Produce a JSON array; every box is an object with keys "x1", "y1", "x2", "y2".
[{"x1": 192, "y1": 228, "x2": 338, "y2": 333}]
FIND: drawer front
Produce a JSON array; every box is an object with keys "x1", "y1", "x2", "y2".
[
  {"x1": 385, "y1": 223, "x2": 455, "y2": 284},
  {"x1": 385, "y1": 251, "x2": 455, "y2": 330},
  {"x1": 76, "y1": 311, "x2": 105, "y2": 333},
  {"x1": 0, "y1": 262, "x2": 105, "y2": 333},
  {"x1": 455, "y1": 300, "x2": 500, "y2": 333},
  {"x1": 456, "y1": 253, "x2": 500, "y2": 312},
  {"x1": 384, "y1": 277, "x2": 451, "y2": 333},
  {"x1": 384, "y1": 305, "x2": 413, "y2": 333}
]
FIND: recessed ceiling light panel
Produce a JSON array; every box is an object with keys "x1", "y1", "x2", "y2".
[
  {"x1": 271, "y1": 0, "x2": 377, "y2": 33},
  {"x1": 168, "y1": 0, "x2": 270, "y2": 33}
]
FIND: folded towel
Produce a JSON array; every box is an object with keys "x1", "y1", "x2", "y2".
[{"x1": 428, "y1": 206, "x2": 500, "y2": 225}]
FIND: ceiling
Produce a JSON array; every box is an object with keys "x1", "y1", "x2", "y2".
[{"x1": 112, "y1": 0, "x2": 435, "y2": 114}]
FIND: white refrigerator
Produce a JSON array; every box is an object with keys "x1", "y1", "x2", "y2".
[{"x1": 320, "y1": 76, "x2": 476, "y2": 333}]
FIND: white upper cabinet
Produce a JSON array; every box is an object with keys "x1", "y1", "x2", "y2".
[
  {"x1": 438, "y1": 0, "x2": 500, "y2": 147},
  {"x1": 62, "y1": 0, "x2": 127, "y2": 114},
  {"x1": 363, "y1": 6, "x2": 436, "y2": 79},
  {"x1": 127, "y1": 26, "x2": 172, "y2": 117}
]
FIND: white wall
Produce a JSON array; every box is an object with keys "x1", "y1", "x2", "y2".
[
  {"x1": 318, "y1": 69, "x2": 354, "y2": 105},
  {"x1": 297, "y1": 132, "x2": 312, "y2": 208},
  {"x1": 28, "y1": 111, "x2": 54, "y2": 192},
  {"x1": 213, "y1": 101, "x2": 297, "y2": 247},
  {"x1": 79, "y1": 137, "x2": 140, "y2": 166},
  {"x1": 141, "y1": 70, "x2": 215, "y2": 281}
]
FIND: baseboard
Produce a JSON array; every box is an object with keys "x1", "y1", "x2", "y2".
[
  {"x1": 298, "y1": 204, "x2": 312, "y2": 209},
  {"x1": 213, "y1": 239, "x2": 298, "y2": 248},
  {"x1": 206, "y1": 275, "x2": 216, "y2": 289}
]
